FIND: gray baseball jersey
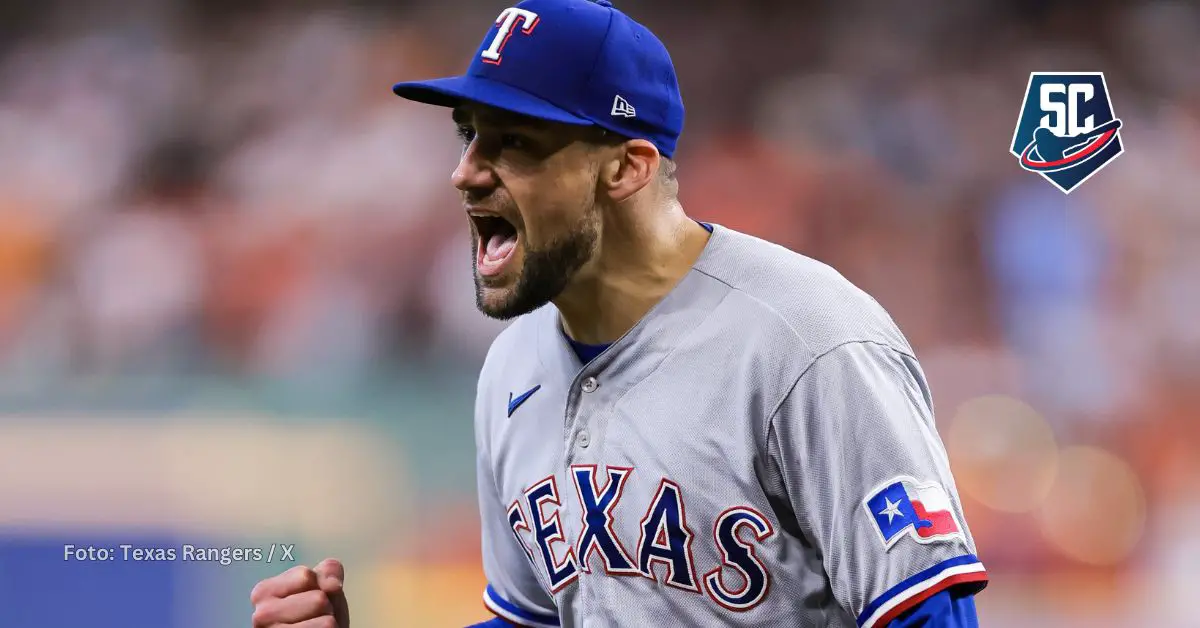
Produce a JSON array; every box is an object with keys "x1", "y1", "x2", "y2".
[{"x1": 474, "y1": 224, "x2": 988, "y2": 627}]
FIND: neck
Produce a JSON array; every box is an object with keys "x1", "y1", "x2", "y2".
[{"x1": 554, "y1": 200, "x2": 710, "y2": 345}]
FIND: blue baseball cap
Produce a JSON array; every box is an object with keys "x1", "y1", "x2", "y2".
[{"x1": 392, "y1": 0, "x2": 685, "y2": 158}]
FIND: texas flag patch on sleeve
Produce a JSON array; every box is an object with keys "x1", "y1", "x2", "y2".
[{"x1": 863, "y1": 477, "x2": 965, "y2": 550}]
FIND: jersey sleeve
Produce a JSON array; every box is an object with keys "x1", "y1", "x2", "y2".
[
  {"x1": 768, "y1": 341, "x2": 988, "y2": 628},
  {"x1": 890, "y1": 588, "x2": 980, "y2": 628},
  {"x1": 475, "y1": 376, "x2": 560, "y2": 627}
]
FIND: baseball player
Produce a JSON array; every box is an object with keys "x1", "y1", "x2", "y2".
[{"x1": 250, "y1": 1, "x2": 988, "y2": 626}]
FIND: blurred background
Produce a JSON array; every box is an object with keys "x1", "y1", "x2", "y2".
[{"x1": 0, "y1": 0, "x2": 1196, "y2": 625}]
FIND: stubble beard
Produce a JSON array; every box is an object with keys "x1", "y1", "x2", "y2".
[{"x1": 473, "y1": 213, "x2": 600, "y2": 321}]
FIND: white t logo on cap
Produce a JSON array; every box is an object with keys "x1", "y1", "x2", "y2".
[{"x1": 481, "y1": 8, "x2": 540, "y2": 65}]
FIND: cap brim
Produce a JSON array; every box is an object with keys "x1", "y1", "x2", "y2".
[{"x1": 392, "y1": 75, "x2": 593, "y2": 126}]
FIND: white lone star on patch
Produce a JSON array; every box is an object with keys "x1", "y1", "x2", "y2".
[{"x1": 878, "y1": 497, "x2": 904, "y2": 524}]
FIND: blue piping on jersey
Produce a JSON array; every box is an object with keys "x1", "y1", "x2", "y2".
[
  {"x1": 857, "y1": 554, "x2": 987, "y2": 626},
  {"x1": 484, "y1": 584, "x2": 560, "y2": 626},
  {"x1": 566, "y1": 337, "x2": 610, "y2": 365},
  {"x1": 891, "y1": 589, "x2": 980, "y2": 628}
]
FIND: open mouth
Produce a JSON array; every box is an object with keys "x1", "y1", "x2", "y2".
[{"x1": 470, "y1": 213, "x2": 519, "y2": 277}]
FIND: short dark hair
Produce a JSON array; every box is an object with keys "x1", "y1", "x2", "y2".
[{"x1": 658, "y1": 157, "x2": 677, "y2": 182}]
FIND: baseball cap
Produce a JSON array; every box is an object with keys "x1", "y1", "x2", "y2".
[{"x1": 391, "y1": 0, "x2": 685, "y2": 158}]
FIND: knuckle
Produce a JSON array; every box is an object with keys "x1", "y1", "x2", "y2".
[
  {"x1": 250, "y1": 576, "x2": 277, "y2": 605},
  {"x1": 249, "y1": 581, "x2": 265, "y2": 604},
  {"x1": 299, "y1": 589, "x2": 334, "y2": 614},
  {"x1": 250, "y1": 602, "x2": 275, "y2": 627},
  {"x1": 300, "y1": 567, "x2": 320, "y2": 588},
  {"x1": 287, "y1": 565, "x2": 318, "y2": 588},
  {"x1": 250, "y1": 567, "x2": 302, "y2": 604},
  {"x1": 250, "y1": 590, "x2": 331, "y2": 626},
  {"x1": 286, "y1": 564, "x2": 310, "y2": 577}
]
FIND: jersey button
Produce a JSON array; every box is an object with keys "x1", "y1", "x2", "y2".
[
  {"x1": 581, "y1": 377, "x2": 598, "y2": 393},
  {"x1": 577, "y1": 430, "x2": 591, "y2": 448}
]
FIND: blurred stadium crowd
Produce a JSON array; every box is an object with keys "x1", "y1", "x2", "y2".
[{"x1": 0, "y1": 0, "x2": 1197, "y2": 625}]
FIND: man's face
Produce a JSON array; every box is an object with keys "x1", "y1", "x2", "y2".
[{"x1": 451, "y1": 104, "x2": 608, "y2": 320}]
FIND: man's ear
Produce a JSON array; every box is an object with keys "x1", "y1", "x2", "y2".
[{"x1": 599, "y1": 140, "x2": 660, "y2": 202}]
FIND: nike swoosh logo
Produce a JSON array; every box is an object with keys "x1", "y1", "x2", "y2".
[{"x1": 507, "y1": 385, "x2": 542, "y2": 417}]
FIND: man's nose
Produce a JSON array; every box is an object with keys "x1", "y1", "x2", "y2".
[{"x1": 451, "y1": 140, "x2": 495, "y2": 193}]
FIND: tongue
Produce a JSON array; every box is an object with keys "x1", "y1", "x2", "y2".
[{"x1": 485, "y1": 232, "x2": 516, "y2": 260}]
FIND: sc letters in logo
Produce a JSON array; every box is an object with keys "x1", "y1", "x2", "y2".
[{"x1": 1010, "y1": 72, "x2": 1124, "y2": 193}]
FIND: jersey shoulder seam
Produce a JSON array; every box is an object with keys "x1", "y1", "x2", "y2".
[
  {"x1": 693, "y1": 266, "x2": 918, "y2": 442},
  {"x1": 766, "y1": 339, "x2": 918, "y2": 427},
  {"x1": 693, "y1": 266, "x2": 915, "y2": 380},
  {"x1": 691, "y1": 266, "x2": 811, "y2": 353}
]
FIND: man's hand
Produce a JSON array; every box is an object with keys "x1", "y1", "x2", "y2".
[{"x1": 251, "y1": 558, "x2": 351, "y2": 628}]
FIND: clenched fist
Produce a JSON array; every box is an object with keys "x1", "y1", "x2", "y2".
[{"x1": 251, "y1": 558, "x2": 351, "y2": 628}]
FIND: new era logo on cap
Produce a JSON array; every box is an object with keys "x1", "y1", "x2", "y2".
[
  {"x1": 391, "y1": 0, "x2": 685, "y2": 158},
  {"x1": 611, "y1": 95, "x2": 636, "y2": 118}
]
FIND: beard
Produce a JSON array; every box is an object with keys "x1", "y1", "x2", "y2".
[{"x1": 473, "y1": 212, "x2": 599, "y2": 321}]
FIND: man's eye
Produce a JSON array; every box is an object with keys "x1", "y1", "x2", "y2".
[
  {"x1": 456, "y1": 125, "x2": 476, "y2": 144},
  {"x1": 500, "y1": 134, "x2": 528, "y2": 150}
]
